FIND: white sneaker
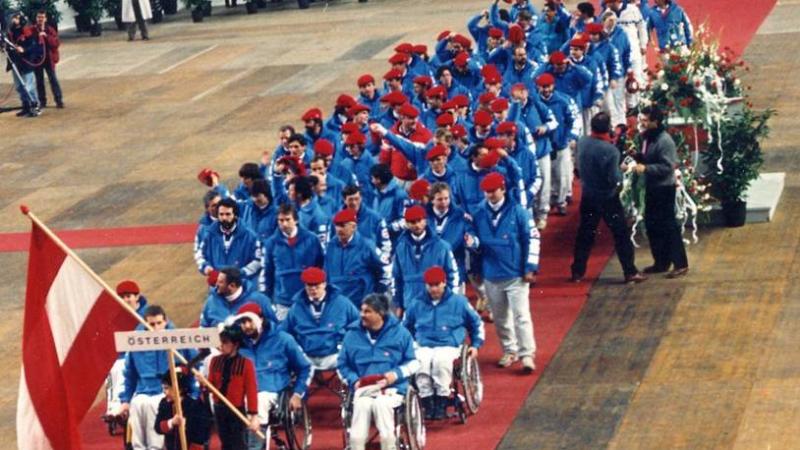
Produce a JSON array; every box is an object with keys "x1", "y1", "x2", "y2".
[
  {"x1": 497, "y1": 353, "x2": 518, "y2": 368},
  {"x1": 536, "y1": 218, "x2": 547, "y2": 230},
  {"x1": 521, "y1": 356, "x2": 536, "y2": 374}
]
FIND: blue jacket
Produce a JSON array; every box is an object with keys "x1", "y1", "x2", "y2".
[
  {"x1": 503, "y1": 60, "x2": 539, "y2": 92},
  {"x1": 509, "y1": 97, "x2": 558, "y2": 159},
  {"x1": 329, "y1": 206, "x2": 392, "y2": 260},
  {"x1": 298, "y1": 198, "x2": 330, "y2": 248},
  {"x1": 569, "y1": 55, "x2": 605, "y2": 109},
  {"x1": 120, "y1": 322, "x2": 197, "y2": 402},
  {"x1": 240, "y1": 322, "x2": 312, "y2": 396},
  {"x1": 392, "y1": 228, "x2": 460, "y2": 310},
  {"x1": 647, "y1": 3, "x2": 693, "y2": 50},
  {"x1": 532, "y1": 63, "x2": 594, "y2": 105},
  {"x1": 427, "y1": 205, "x2": 473, "y2": 280},
  {"x1": 539, "y1": 91, "x2": 579, "y2": 151},
  {"x1": 116, "y1": 296, "x2": 149, "y2": 360},
  {"x1": 195, "y1": 223, "x2": 261, "y2": 279},
  {"x1": 402, "y1": 288, "x2": 485, "y2": 349},
  {"x1": 280, "y1": 286, "x2": 360, "y2": 358},
  {"x1": 372, "y1": 180, "x2": 410, "y2": 237},
  {"x1": 199, "y1": 280, "x2": 276, "y2": 328},
  {"x1": 359, "y1": 89, "x2": 384, "y2": 117},
  {"x1": 535, "y1": 15, "x2": 570, "y2": 54},
  {"x1": 324, "y1": 232, "x2": 392, "y2": 307},
  {"x1": 261, "y1": 227, "x2": 325, "y2": 307},
  {"x1": 421, "y1": 167, "x2": 458, "y2": 192},
  {"x1": 469, "y1": 198, "x2": 540, "y2": 280},
  {"x1": 507, "y1": 129, "x2": 543, "y2": 203},
  {"x1": 240, "y1": 200, "x2": 278, "y2": 243},
  {"x1": 587, "y1": 39, "x2": 623, "y2": 87},
  {"x1": 337, "y1": 315, "x2": 418, "y2": 394},
  {"x1": 341, "y1": 152, "x2": 378, "y2": 205},
  {"x1": 608, "y1": 26, "x2": 633, "y2": 74},
  {"x1": 453, "y1": 158, "x2": 524, "y2": 217},
  {"x1": 383, "y1": 131, "x2": 430, "y2": 177}
]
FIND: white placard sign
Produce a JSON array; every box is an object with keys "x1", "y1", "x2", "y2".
[{"x1": 115, "y1": 327, "x2": 220, "y2": 352}]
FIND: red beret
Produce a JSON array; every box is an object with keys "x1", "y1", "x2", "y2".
[
  {"x1": 116, "y1": 280, "x2": 140, "y2": 296},
  {"x1": 357, "y1": 74, "x2": 375, "y2": 87},
  {"x1": 426, "y1": 144, "x2": 448, "y2": 161},
  {"x1": 409, "y1": 179, "x2": 431, "y2": 201},
  {"x1": 301, "y1": 107, "x2": 323, "y2": 121},
  {"x1": 511, "y1": 82, "x2": 528, "y2": 92},
  {"x1": 346, "y1": 131, "x2": 367, "y2": 146},
  {"x1": 437, "y1": 30, "x2": 452, "y2": 41},
  {"x1": 479, "y1": 149, "x2": 502, "y2": 168},
  {"x1": 569, "y1": 37, "x2": 588, "y2": 49},
  {"x1": 484, "y1": 137, "x2": 506, "y2": 150},
  {"x1": 509, "y1": 24, "x2": 525, "y2": 44},
  {"x1": 336, "y1": 94, "x2": 357, "y2": 109},
  {"x1": 586, "y1": 23, "x2": 604, "y2": 34},
  {"x1": 536, "y1": 73, "x2": 556, "y2": 87},
  {"x1": 473, "y1": 110, "x2": 494, "y2": 127},
  {"x1": 348, "y1": 104, "x2": 371, "y2": 116},
  {"x1": 425, "y1": 85, "x2": 447, "y2": 99},
  {"x1": 423, "y1": 266, "x2": 447, "y2": 285},
  {"x1": 549, "y1": 51, "x2": 567, "y2": 65},
  {"x1": 478, "y1": 91, "x2": 497, "y2": 105},
  {"x1": 333, "y1": 208, "x2": 358, "y2": 225},
  {"x1": 435, "y1": 113, "x2": 455, "y2": 127},
  {"x1": 480, "y1": 171, "x2": 506, "y2": 191},
  {"x1": 206, "y1": 270, "x2": 220, "y2": 287},
  {"x1": 452, "y1": 94, "x2": 470, "y2": 108},
  {"x1": 237, "y1": 302, "x2": 263, "y2": 317},
  {"x1": 413, "y1": 75, "x2": 433, "y2": 87},
  {"x1": 488, "y1": 27, "x2": 504, "y2": 39},
  {"x1": 398, "y1": 103, "x2": 420, "y2": 119},
  {"x1": 483, "y1": 72, "x2": 502, "y2": 85},
  {"x1": 341, "y1": 122, "x2": 360, "y2": 134},
  {"x1": 452, "y1": 34, "x2": 472, "y2": 50},
  {"x1": 496, "y1": 121, "x2": 517, "y2": 135},
  {"x1": 383, "y1": 68, "x2": 404, "y2": 81},
  {"x1": 197, "y1": 168, "x2": 219, "y2": 187},
  {"x1": 404, "y1": 205, "x2": 427, "y2": 222},
  {"x1": 453, "y1": 52, "x2": 469, "y2": 68},
  {"x1": 441, "y1": 100, "x2": 457, "y2": 111},
  {"x1": 381, "y1": 91, "x2": 408, "y2": 106},
  {"x1": 412, "y1": 44, "x2": 428, "y2": 55},
  {"x1": 313, "y1": 139, "x2": 334, "y2": 156},
  {"x1": 481, "y1": 64, "x2": 501, "y2": 79},
  {"x1": 490, "y1": 98, "x2": 509, "y2": 113},
  {"x1": 300, "y1": 267, "x2": 326, "y2": 285},
  {"x1": 394, "y1": 42, "x2": 413, "y2": 54},
  {"x1": 388, "y1": 53, "x2": 410, "y2": 65},
  {"x1": 451, "y1": 124, "x2": 467, "y2": 139}
]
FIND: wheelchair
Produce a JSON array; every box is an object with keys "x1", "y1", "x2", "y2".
[
  {"x1": 267, "y1": 388, "x2": 313, "y2": 450},
  {"x1": 307, "y1": 367, "x2": 348, "y2": 402},
  {"x1": 340, "y1": 383, "x2": 426, "y2": 450},
  {"x1": 447, "y1": 344, "x2": 483, "y2": 424}
]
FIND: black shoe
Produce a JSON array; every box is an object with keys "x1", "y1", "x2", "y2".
[
  {"x1": 643, "y1": 265, "x2": 669, "y2": 274},
  {"x1": 27, "y1": 106, "x2": 41, "y2": 117},
  {"x1": 40, "y1": 101, "x2": 47, "y2": 108},
  {"x1": 666, "y1": 267, "x2": 689, "y2": 279},
  {"x1": 433, "y1": 396, "x2": 447, "y2": 420},
  {"x1": 16, "y1": 103, "x2": 29, "y2": 117},
  {"x1": 624, "y1": 272, "x2": 647, "y2": 284},
  {"x1": 421, "y1": 396, "x2": 434, "y2": 420},
  {"x1": 56, "y1": 101, "x2": 64, "y2": 109},
  {"x1": 570, "y1": 273, "x2": 583, "y2": 283}
]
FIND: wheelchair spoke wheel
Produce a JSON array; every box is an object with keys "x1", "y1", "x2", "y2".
[
  {"x1": 402, "y1": 388, "x2": 426, "y2": 450},
  {"x1": 461, "y1": 348, "x2": 483, "y2": 415},
  {"x1": 284, "y1": 402, "x2": 312, "y2": 450}
]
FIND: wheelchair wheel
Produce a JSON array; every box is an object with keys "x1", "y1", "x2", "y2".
[
  {"x1": 341, "y1": 388, "x2": 354, "y2": 449},
  {"x1": 398, "y1": 387, "x2": 426, "y2": 450},
  {"x1": 460, "y1": 345, "x2": 483, "y2": 415},
  {"x1": 282, "y1": 394, "x2": 312, "y2": 450}
]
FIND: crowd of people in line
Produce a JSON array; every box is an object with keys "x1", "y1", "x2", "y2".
[{"x1": 99, "y1": 0, "x2": 694, "y2": 449}]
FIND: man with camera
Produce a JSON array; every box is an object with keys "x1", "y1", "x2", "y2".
[{"x1": 4, "y1": 11, "x2": 43, "y2": 117}]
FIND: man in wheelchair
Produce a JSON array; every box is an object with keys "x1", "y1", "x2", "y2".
[
  {"x1": 235, "y1": 303, "x2": 313, "y2": 450},
  {"x1": 337, "y1": 293, "x2": 420, "y2": 450},
  {"x1": 402, "y1": 266, "x2": 484, "y2": 420}
]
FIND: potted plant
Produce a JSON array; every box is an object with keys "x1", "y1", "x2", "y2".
[
  {"x1": 182, "y1": 0, "x2": 203, "y2": 22},
  {"x1": 18, "y1": 0, "x2": 62, "y2": 29},
  {"x1": 85, "y1": 0, "x2": 104, "y2": 36},
  {"x1": 101, "y1": 0, "x2": 124, "y2": 30},
  {"x1": 703, "y1": 107, "x2": 774, "y2": 227}
]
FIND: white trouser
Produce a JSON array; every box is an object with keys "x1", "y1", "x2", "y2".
[
  {"x1": 129, "y1": 393, "x2": 165, "y2": 450},
  {"x1": 274, "y1": 304, "x2": 290, "y2": 322},
  {"x1": 106, "y1": 358, "x2": 126, "y2": 415},
  {"x1": 415, "y1": 346, "x2": 461, "y2": 398},
  {"x1": 350, "y1": 387, "x2": 403, "y2": 450},
  {"x1": 551, "y1": 148, "x2": 572, "y2": 207},
  {"x1": 484, "y1": 277, "x2": 536, "y2": 358},
  {"x1": 309, "y1": 353, "x2": 339, "y2": 371},
  {"x1": 626, "y1": 52, "x2": 645, "y2": 109},
  {"x1": 605, "y1": 79, "x2": 627, "y2": 127},
  {"x1": 535, "y1": 155, "x2": 552, "y2": 219},
  {"x1": 247, "y1": 391, "x2": 280, "y2": 450}
]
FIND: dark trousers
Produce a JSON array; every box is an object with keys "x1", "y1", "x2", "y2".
[
  {"x1": 34, "y1": 63, "x2": 62, "y2": 106},
  {"x1": 215, "y1": 405, "x2": 247, "y2": 450},
  {"x1": 127, "y1": 0, "x2": 149, "y2": 40},
  {"x1": 644, "y1": 186, "x2": 689, "y2": 270},
  {"x1": 572, "y1": 193, "x2": 638, "y2": 277}
]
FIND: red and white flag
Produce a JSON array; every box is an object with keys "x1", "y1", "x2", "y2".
[{"x1": 17, "y1": 215, "x2": 139, "y2": 450}]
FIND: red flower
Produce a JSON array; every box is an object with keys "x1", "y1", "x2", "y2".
[
  {"x1": 679, "y1": 75, "x2": 688, "y2": 84},
  {"x1": 679, "y1": 99, "x2": 690, "y2": 107},
  {"x1": 667, "y1": 100, "x2": 674, "y2": 107},
  {"x1": 671, "y1": 65, "x2": 682, "y2": 73}
]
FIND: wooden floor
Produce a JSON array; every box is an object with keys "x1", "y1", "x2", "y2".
[{"x1": 1, "y1": 0, "x2": 798, "y2": 448}]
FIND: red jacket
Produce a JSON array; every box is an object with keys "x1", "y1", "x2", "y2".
[
  {"x1": 208, "y1": 353, "x2": 259, "y2": 415},
  {"x1": 35, "y1": 24, "x2": 60, "y2": 67},
  {"x1": 379, "y1": 121, "x2": 433, "y2": 181}
]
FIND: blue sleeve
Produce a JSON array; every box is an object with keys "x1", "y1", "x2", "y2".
[
  {"x1": 467, "y1": 13, "x2": 483, "y2": 42},
  {"x1": 287, "y1": 337, "x2": 312, "y2": 396},
  {"x1": 384, "y1": 132, "x2": 426, "y2": 171},
  {"x1": 682, "y1": 10, "x2": 694, "y2": 46},
  {"x1": 120, "y1": 353, "x2": 137, "y2": 403},
  {"x1": 392, "y1": 255, "x2": 404, "y2": 310},
  {"x1": 519, "y1": 207, "x2": 539, "y2": 273},
  {"x1": 271, "y1": 175, "x2": 288, "y2": 207},
  {"x1": 489, "y1": 2, "x2": 509, "y2": 33},
  {"x1": 199, "y1": 301, "x2": 212, "y2": 328},
  {"x1": 444, "y1": 246, "x2": 461, "y2": 290},
  {"x1": 464, "y1": 301, "x2": 485, "y2": 348},
  {"x1": 261, "y1": 241, "x2": 275, "y2": 296},
  {"x1": 392, "y1": 332, "x2": 418, "y2": 383},
  {"x1": 337, "y1": 342, "x2": 359, "y2": 387},
  {"x1": 609, "y1": 45, "x2": 623, "y2": 79},
  {"x1": 401, "y1": 304, "x2": 416, "y2": 337}
]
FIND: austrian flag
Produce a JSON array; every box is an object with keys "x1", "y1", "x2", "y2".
[{"x1": 17, "y1": 211, "x2": 139, "y2": 450}]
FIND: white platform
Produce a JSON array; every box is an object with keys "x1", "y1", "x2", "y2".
[{"x1": 706, "y1": 172, "x2": 785, "y2": 224}]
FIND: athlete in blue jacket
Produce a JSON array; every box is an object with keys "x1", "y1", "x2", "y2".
[
  {"x1": 261, "y1": 204, "x2": 325, "y2": 320},
  {"x1": 239, "y1": 179, "x2": 278, "y2": 243},
  {"x1": 199, "y1": 267, "x2": 276, "y2": 328},
  {"x1": 402, "y1": 266, "x2": 484, "y2": 419},
  {"x1": 337, "y1": 294, "x2": 419, "y2": 450},
  {"x1": 647, "y1": 0, "x2": 693, "y2": 51},
  {"x1": 325, "y1": 209, "x2": 393, "y2": 306},
  {"x1": 392, "y1": 206, "x2": 460, "y2": 314},
  {"x1": 195, "y1": 198, "x2": 262, "y2": 281},
  {"x1": 369, "y1": 164, "x2": 410, "y2": 241},
  {"x1": 427, "y1": 183, "x2": 474, "y2": 285},
  {"x1": 336, "y1": 185, "x2": 393, "y2": 260},
  {"x1": 280, "y1": 268, "x2": 359, "y2": 371},
  {"x1": 452, "y1": 144, "x2": 524, "y2": 217}
]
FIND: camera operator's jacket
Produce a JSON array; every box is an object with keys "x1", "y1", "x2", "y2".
[{"x1": 6, "y1": 25, "x2": 43, "y2": 73}]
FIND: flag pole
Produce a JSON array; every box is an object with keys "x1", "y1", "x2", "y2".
[
  {"x1": 19, "y1": 205, "x2": 266, "y2": 440},
  {"x1": 168, "y1": 352, "x2": 188, "y2": 450}
]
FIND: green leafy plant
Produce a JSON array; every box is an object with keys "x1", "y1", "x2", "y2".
[
  {"x1": 14, "y1": 0, "x2": 61, "y2": 26},
  {"x1": 703, "y1": 107, "x2": 774, "y2": 203},
  {"x1": 182, "y1": 0, "x2": 204, "y2": 11},
  {"x1": 102, "y1": 0, "x2": 120, "y2": 19}
]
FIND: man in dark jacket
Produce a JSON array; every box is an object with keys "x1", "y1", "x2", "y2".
[
  {"x1": 5, "y1": 11, "x2": 43, "y2": 117},
  {"x1": 33, "y1": 10, "x2": 62, "y2": 108},
  {"x1": 570, "y1": 112, "x2": 645, "y2": 283},
  {"x1": 624, "y1": 105, "x2": 689, "y2": 278}
]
